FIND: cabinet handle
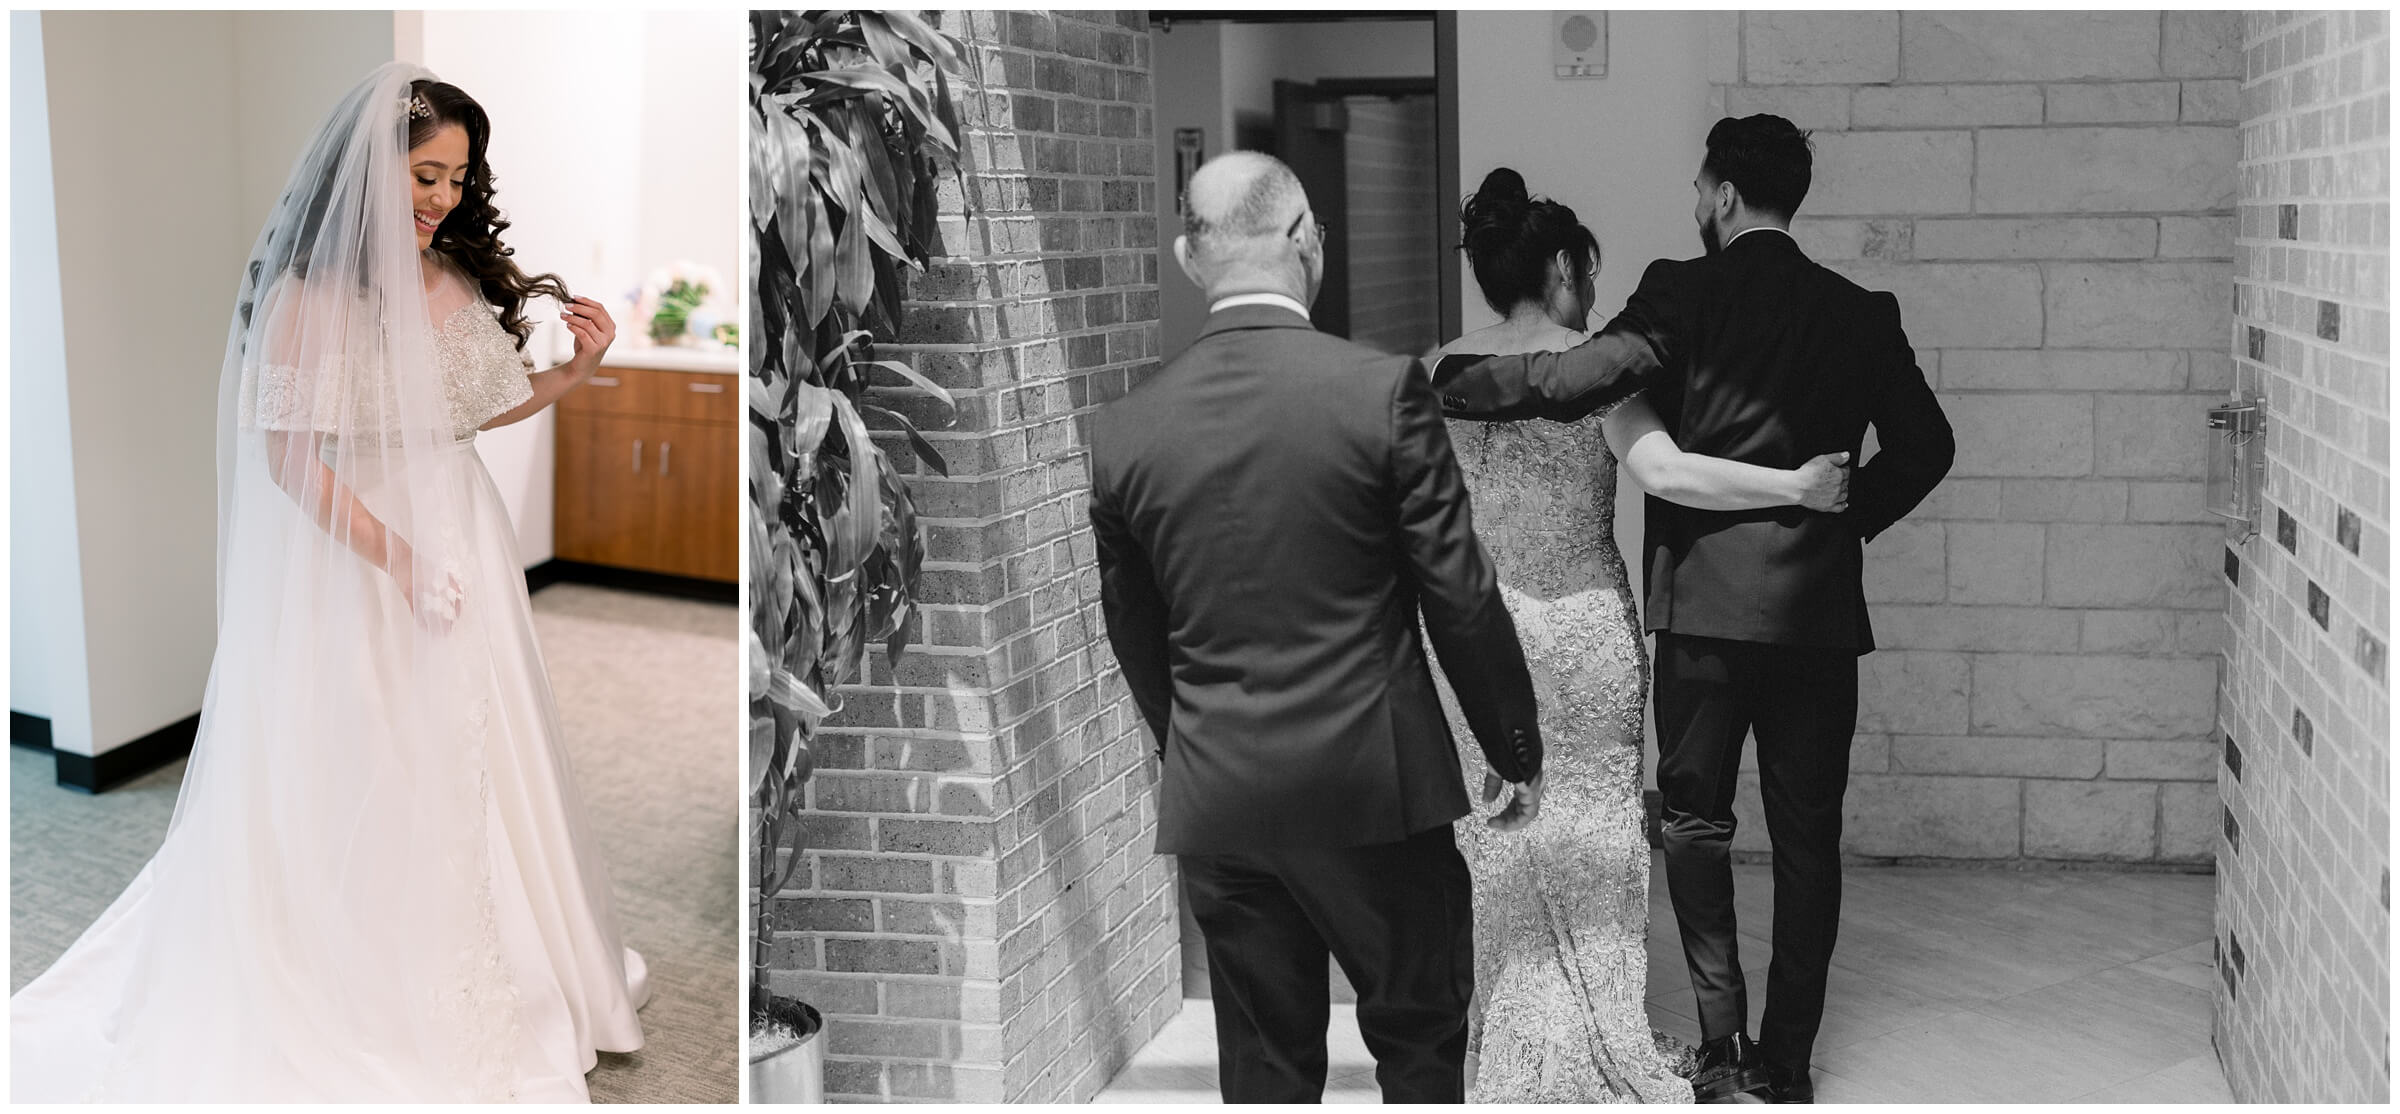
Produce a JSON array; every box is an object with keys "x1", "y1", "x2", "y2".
[
  {"x1": 661, "y1": 441, "x2": 672, "y2": 476},
  {"x1": 686, "y1": 382, "x2": 725, "y2": 394},
  {"x1": 590, "y1": 375, "x2": 620, "y2": 387},
  {"x1": 632, "y1": 438, "x2": 643, "y2": 472}
]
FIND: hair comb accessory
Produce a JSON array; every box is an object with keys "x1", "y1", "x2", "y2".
[{"x1": 407, "y1": 92, "x2": 433, "y2": 122}]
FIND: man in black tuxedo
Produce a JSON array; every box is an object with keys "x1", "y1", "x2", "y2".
[
  {"x1": 1089, "y1": 151, "x2": 1545, "y2": 1103},
  {"x1": 1436, "y1": 115, "x2": 1954, "y2": 1102}
]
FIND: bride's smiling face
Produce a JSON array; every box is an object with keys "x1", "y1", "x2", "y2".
[{"x1": 408, "y1": 123, "x2": 470, "y2": 251}]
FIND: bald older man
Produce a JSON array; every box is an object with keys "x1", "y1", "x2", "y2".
[{"x1": 1088, "y1": 151, "x2": 1545, "y2": 1102}]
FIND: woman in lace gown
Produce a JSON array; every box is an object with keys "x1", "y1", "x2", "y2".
[
  {"x1": 1427, "y1": 169, "x2": 1848, "y2": 1103},
  {"x1": 10, "y1": 65, "x2": 646, "y2": 1102}
]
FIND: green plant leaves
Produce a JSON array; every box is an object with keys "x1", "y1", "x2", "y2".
[
  {"x1": 854, "y1": 357, "x2": 955, "y2": 409},
  {"x1": 799, "y1": 65, "x2": 915, "y2": 102},
  {"x1": 879, "y1": 10, "x2": 964, "y2": 71},
  {"x1": 859, "y1": 402, "x2": 949, "y2": 479},
  {"x1": 784, "y1": 379, "x2": 834, "y2": 464},
  {"x1": 821, "y1": 389, "x2": 883, "y2": 573},
  {"x1": 748, "y1": 8, "x2": 969, "y2": 1017}
]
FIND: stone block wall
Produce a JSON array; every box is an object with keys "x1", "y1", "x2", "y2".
[
  {"x1": 1715, "y1": 11, "x2": 2242, "y2": 862},
  {"x1": 2214, "y1": 9, "x2": 2389, "y2": 1103},
  {"x1": 775, "y1": 10, "x2": 1179, "y2": 1102}
]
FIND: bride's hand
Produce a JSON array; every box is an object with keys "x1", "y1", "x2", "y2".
[
  {"x1": 386, "y1": 541, "x2": 465, "y2": 634},
  {"x1": 1486, "y1": 773, "x2": 1545, "y2": 831},
  {"x1": 410, "y1": 567, "x2": 467, "y2": 634},
  {"x1": 560, "y1": 296, "x2": 616, "y2": 379},
  {"x1": 1793, "y1": 451, "x2": 1852, "y2": 512}
]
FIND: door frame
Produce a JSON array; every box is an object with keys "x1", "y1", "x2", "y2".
[{"x1": 1147, "y1": 10, "x2": 1462, "y2": 343}]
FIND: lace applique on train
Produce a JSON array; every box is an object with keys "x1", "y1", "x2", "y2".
[{"x1": 1430, "y1": 357, "x2": 1694, "y2": 1103}]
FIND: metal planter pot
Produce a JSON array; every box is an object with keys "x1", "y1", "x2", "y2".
[{"x1": 749, "y1": 998, "x2": 824, "y2": 1103}]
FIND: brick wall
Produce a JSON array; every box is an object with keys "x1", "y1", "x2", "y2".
[
  {"x1": 776, "y1": 10, "x2": 1180, "y2": 1102},
  {"x1": 2214, "y1": 10, "x2": 2389, "y2": 1103},
  {"x1": 1714, "y1": 11, "x2": 2242, "y2": 863}
]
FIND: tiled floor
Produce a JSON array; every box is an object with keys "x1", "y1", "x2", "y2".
[{"x1": 1095, "y1": 854, "x2": 2230, "y2": 1103}]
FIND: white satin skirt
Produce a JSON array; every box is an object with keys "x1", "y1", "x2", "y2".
[{"x1": 10, "y1": 437, "x2": 647, "y2": 1102}]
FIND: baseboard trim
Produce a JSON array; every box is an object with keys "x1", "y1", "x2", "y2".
[
  {"x1": 45, "y1": 713, "x2": 199, "y2": 794},
  {"x1": 524, "y1": 558, "x2": 734, "y2": 604},
  {"x1": 12, "y1": 710, "x2": 55, "y2": 751}
]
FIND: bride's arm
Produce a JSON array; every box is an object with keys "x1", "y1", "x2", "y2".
[
  {"x1": 1600, "y1": 395, "x2": 1848, "y2": 512},
  {"x1": 260, "y1": 431, "x2": 439, "y2": 604},
  {"x1": 481, "y1": 361, "x2": 592, "y2": 430},
  {"x1": 482, "y1": 296, "x2": 617, "y2": 430}
]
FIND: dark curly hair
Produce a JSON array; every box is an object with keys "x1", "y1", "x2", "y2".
[
  {"x1": 1459, "y1": 167, "x2": 1599, "y2": 317},
  {"x1": 1701, "y1": 113, "x2": 1814, "y2": 219},
  {"x1": 409, "y1": 79, "x2": 570, "y2": 350}
]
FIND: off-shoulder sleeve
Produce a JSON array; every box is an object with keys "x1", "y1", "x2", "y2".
[{"x1": 237, "y1": 273, "x2": 380, "y2": 433}]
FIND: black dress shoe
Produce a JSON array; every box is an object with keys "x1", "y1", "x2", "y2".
[
  {"x1": 1763, "y1": 1061, "x2": 1814, "y2": 1103},
  {"x1": 1690, "y1": 1032, "x2": 1769, "y2": 1102}
]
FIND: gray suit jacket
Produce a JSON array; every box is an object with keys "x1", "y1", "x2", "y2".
[{"x1": 1090, "y1": 304, "x2": 1543, "y2": 854}]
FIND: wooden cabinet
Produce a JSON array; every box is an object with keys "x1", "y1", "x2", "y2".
[{"x1": 555, "y1": 364, "x2": 738, "y2": 582}]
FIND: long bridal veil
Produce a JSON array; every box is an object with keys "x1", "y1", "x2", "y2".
[{"x1": 11, "y1": 62, "x2": 519, "y2": 1100}]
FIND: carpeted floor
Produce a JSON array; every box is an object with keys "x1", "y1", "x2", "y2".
[{"x1": 10, "y1": 583, "x2": 740, "y2": 1103}]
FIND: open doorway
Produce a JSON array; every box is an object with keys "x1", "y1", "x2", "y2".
[
  {"x1": 1149, "y1": 12, "x2": 1459, "y2": 360},
  {"x1": 1273, "y1": 77, "x2": 1441, "y2": 353}
]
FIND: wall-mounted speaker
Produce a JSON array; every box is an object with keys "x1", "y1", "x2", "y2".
[{"x1": 1553, "y1": 11, "x2": 1607, "y2": 79}]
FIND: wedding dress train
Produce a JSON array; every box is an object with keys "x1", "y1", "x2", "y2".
[
  {"x1": 1432, "y1": 354, "x2": 1692, "y2": 1103},
  {"x1": 10, "y1": 273, "x2": 647, "y2": 1102}
]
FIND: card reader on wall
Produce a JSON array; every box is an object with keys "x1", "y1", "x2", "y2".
[
  {"x1": 1554, "y1": 12, "x2": 1607, "y2": 78},
  {"x1": 2205, "y1": 399, "x2": 2265, "y2": 542}
]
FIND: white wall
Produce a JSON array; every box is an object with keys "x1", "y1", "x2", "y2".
[
  {"x1": 414, "y1": 10, "x2": 743, "y2": 562},
  {"x1": 233, "y1": 12, "x2": 406, "y2": 242},
  {"x1": 25, "y1": 11, "x2": 393, "y2": 756},
  {"x1": 10, "y1": 11, "x2": 94, "y2": 745},
  {"x1": 636, "y1": 11, "x2": 744, "y2": 317},
  {"x1": 1456, "y1": 10, "x2": 1716, "y2": 776},
  {"x1": 1456, "y1": 12, "x2": 1714, "y2": 335}
]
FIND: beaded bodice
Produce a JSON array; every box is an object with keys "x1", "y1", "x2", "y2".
[
  {"x1": 1444, "y1": 415, "x2": 1626, "y2": 600},
  {"x1": 239, "y1": 284, "x2": 531, "y2": 442},
  {"x1": 433, "y1": 301, "x2": 534, "y2": 440},
  {"x1": 1432, "y1": 353, "x2": 1629, "y2": 602}
]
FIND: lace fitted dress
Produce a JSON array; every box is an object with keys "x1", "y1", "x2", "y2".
[
  {"x1": 10, "y1": 271, "x2": 646, "y2": 1102},
  {"x1": 1429, "y1": 353, "x2": 1692, "y2": 1104}
]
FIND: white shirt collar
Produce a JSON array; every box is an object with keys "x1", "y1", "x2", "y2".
[
  {"x1": 1209, "y1": 292, "x2": 1311, "y2": 320},
  {"x1": 1727, "y1": 225, "x2": 1795, "y2": 247}
]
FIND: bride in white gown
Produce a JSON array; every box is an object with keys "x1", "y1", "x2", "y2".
[{"x1": 10, "y1": 63, "x2": 648, "y2": 1102}]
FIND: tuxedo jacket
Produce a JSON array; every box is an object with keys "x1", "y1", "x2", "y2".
[
  {"x1": 1090, "y1": 303, "x2": 1543, "y2": 855},
  {"x1": 1436, "y1": 229, "x2": 1954, "y2": 652}
]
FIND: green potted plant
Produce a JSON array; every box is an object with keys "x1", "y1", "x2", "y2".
[
  {"x1": 639, "y1": 264, "x2": 720, "y2": 346},
  {"x1": 746, "y1": 9, "x2": 969, "y2": 1103}
]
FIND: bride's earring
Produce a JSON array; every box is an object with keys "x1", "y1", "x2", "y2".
[{"x1": 1549, "y1": 254, "x2": 1579, "y2": 327}]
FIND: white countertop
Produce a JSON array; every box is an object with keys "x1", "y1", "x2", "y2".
[{"x1": 599, "y1": 345, "x2": 741, "y2": 374}]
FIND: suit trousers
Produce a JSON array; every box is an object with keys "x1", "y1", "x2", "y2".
[
  {"x1": 1178, "y1": 824, "x2": 1474, "y2": 1103},
  {"x1": 1652, "y1": 631, "x2": 1859, "y2": 1072}
]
